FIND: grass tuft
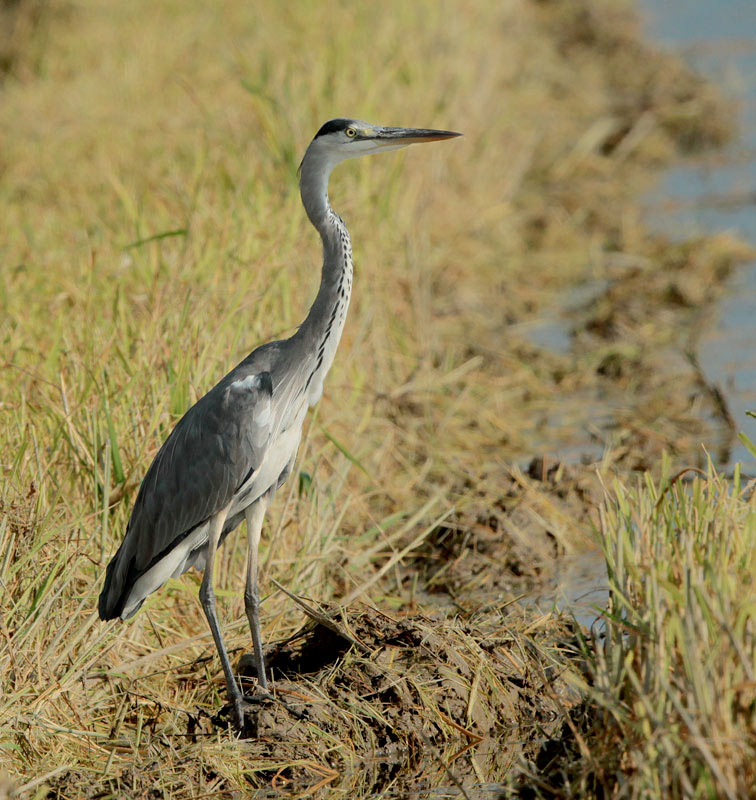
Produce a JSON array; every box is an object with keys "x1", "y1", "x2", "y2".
[{"x1": 532, "y1": 460, "x2": 756, "y2": 799}]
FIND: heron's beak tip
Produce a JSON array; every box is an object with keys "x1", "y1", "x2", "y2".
[{"x1": 425, "y1": 131, "x2": 463, "y2": 142}]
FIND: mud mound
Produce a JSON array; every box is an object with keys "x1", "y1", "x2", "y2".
[
  {"x1": 190, "y1": 606, "x2": 580, "y2": 797},
  {"x1": 41, "y1": 607, "x2": 579, "y2": 798}
]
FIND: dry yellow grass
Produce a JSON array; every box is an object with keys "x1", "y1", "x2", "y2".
[
  {"x1": 0, "y1": 0, "x2": 750, "y2": 796},
  {"x1": 563, "y1": 460, "x2": 756, "y2": 799}
]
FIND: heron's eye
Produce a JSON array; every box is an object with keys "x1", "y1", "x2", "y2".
[{"x1": 345, "y1": 127, "x2": 357, "y2": 138}]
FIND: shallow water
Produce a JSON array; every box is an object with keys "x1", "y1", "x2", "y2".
[
  {"x1": 520, "y1": 1, "x2": 756, "y2": 631},
  {"x1": 642, "y1": 0, "x2": 756, "y2": 469},
  {"x1": 521, "y1": 548, "x2": 608, "y2": 631},
  {"x1": 524, "y1": 3, "x2": 756, "y2": 472}
]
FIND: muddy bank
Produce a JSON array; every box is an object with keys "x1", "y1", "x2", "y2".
[{"x1": 42, "y1": 607, "x2": 580, "y2": 798}]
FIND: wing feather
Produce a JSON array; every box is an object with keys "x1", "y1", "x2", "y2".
[{"x1": 98, "y1": 368, "x2": 273, "y2": 619}]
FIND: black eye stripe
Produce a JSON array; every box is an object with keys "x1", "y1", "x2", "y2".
[{"x1": 314, "y1": 118, "x2": 353, "y2": 138}]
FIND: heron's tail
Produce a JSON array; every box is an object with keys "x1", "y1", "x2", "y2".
[{"x1": 98, "y1": 543, "x2": 139, "y2": 620}]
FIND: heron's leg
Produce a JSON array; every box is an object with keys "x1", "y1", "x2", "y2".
[
  {"x1": 199, "y1": 503, "x2": 245, "y2": 724},
  {"x1": 244, "y1": 498, "x2": 269, "y2": 691}
]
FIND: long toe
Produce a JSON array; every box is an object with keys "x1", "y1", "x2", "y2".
[
  {"x1": 243, "y1": 691, "x2": 306, "y2": 721},
  {"x1": 213, "y1": 689, "x2": 305, "y2": 734},
  {"x1": 213, "y1": 688, "x2": 260, "y2": 733}
]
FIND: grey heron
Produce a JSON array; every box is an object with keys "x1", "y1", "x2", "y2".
[{"x1": 98, "y1": 118, "x2": 460, "y2": 728}]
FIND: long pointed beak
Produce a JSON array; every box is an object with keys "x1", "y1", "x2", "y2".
[{"x1": 372, "y1": 126, "x2": 462, "y2": 145}]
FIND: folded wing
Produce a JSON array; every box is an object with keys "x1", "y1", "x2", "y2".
[{"x1": 98, "y1": 369, "x2": 273, "y2": 619}]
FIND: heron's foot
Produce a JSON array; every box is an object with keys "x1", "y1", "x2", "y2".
[
  {"x1": 241, "y1": 690, "x2": 307, "y2": 722},
  {"x1": 215, "y1": 688, "x2": 306, "y2": 734},
  {"x1": 214, "y1": 692, "x2": 266, "y2": 735}
]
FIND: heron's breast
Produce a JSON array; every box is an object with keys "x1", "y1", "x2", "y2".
[{"x1": 230, "y1": 419, "x2": 304, "y2": 515}]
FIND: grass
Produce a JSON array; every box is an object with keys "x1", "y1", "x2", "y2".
[
  {"x1": 562, "y1": 460, "x2": 756, "y2": 799},
  {"x1": 0, "y1": 0, "x2": 754, "y2": 796}
]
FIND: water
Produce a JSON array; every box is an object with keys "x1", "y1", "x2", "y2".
[
  {"x1": 528, "y1": 1, "x2": 756, "y2": 632},
  {"x1": 416, "y1": 18, "x2": 756, "y2": 800},
  {"x1": 526, "y1": 3, "x2": 756, "y2": 469},
  {"x1": 642, "y1": 0, "x2": 756, "y2": 468},
  {"x1": 521, "y1": 547, "x2": 608, "y2": 631}
]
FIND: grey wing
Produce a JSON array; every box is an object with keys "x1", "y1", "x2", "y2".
[{"x1": 98, "y1": 370, "x2": 273, "y2": 620}]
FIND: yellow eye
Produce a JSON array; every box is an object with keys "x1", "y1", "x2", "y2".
[{"x1": 345, "y1": 127, "x2": 357, "y2": 138}]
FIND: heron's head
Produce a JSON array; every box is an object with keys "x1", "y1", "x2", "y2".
[
  {"x1": 298, "y1": 118, "x2": 460, "y2": 222},
  {"x1": 302, "y1": 118, "x2": 461, "y2": 173}
]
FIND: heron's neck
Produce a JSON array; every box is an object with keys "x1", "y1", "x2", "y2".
[{"x1": 295, "y1": 151, "x2": 354, "y2": 389}]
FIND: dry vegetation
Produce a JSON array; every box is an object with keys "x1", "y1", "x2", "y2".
[
  {"x1": 532, "y1": 460, "x2": 756, "y2": 800},
  {"x1": 593, "y1": 462, "x2": 756, "y2": 798},
  {"x1": 1, "y1": 0, "x2": 754, "y2": 797}
]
